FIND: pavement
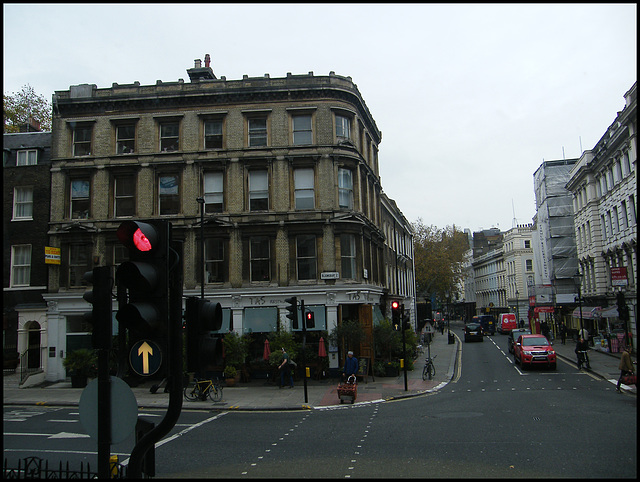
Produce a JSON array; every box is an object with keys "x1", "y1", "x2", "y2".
[{"x1": 2, "y1": 326, "x2": 635, "y2": 412}]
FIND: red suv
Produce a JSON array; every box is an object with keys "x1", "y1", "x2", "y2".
[{"x1": 514, "y1": 334, "x2": 556, "y2": 370}]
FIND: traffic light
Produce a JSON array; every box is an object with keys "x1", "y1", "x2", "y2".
[
  {"x1": 305, "y1": 310, "x2": 315, "y2": 329},
  {"x1": 185, "y1": 296, "x2": 223, "y2": 373},
  {"x1": 83, "y1": 266, "x2": 112, "y2": 350},
  {"x1": 115, "y1": 220, "x2": 168, "y2": 340},
  {"x1": 391, "y1": 300, "x2": 400, "y2": 330},
  {"x1": 617, "y1": 291, "x2": 630, "y2": 322},
  {"x1": 285, "y1": 296, "x2": 298, "y2": 329}
]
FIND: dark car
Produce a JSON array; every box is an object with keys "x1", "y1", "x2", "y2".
[
  {"x1": 464, "y1": 322, "x2": 483, "y2": 342},
  {"x1": 507, "y1": 328, "x2": 531, "y2": 354},
  {"x1": 472, "y1": 315, "x2": 496, "y2": 336}
]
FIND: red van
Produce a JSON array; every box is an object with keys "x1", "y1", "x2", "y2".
[{"x1": 498, "y1": 313, "x2": 517, "y2": 334}]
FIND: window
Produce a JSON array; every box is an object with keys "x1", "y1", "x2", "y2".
[
  {"x1": 622, "y1": 151, "x2": 631, "y2": 176},
  {"x1": 73, "y1": 125, "x2": 92, "y2": 156},
  {"x1": 294, "y1": 168, "x2": 314, "y2": 210},
  {"x1": 159, "y1": 174, "x2": 180, "y2": 215},
  {"x1": 204, "y1": 120, "x2": 223, "y2": 149},
  {"x1": 296, "y1": 235, "x2": 317, "y2": 280},
  {"x1": 17, "y1": 149, "x2": 37, "y2": 166},
  {"x1": 205, "y1": 238, "x2": 225, "y2": 283},
  {"x1": 249, "y1": 170, "x2": 268, "y2": 211},
  {"x1": 336, "y1": 115, "x2": 351, "y2": 141},
  {"x1": 160, "y1": 122, "x2": 179, "y2": 152},
  {"x1": 250, "y1": 237, "x2": 270, "y2": 282},
  {"x1": 69, "y1": 243, "x2": 90, "y2": 288},
  {"x1": 620, "y1": 201, "x2": 629, "y2": 230},
  {"x1": 70, "y1": 179, "x2": 90, "y2": 219},
  {"x1": 524, "y1": 240, "x2": 531, "y2": 249},
  {"x1": 204, "y1": 172, "x2": 224, "y2": 213},
  {"x1": 11, "y1": 245, "x2": 31, "y2": 287},
  {"x1": 525, "y1": 259, "x2": 533, "y2": 272},
  {"x1": 601, "y1": 214, "x2": 607, "y2": 240},
  {"x1": 114, "y1": 175, "x2": 135, "y2": 217},
  {"x1": 292, "y1": 114, "x2": 312, "y2": 145},
  {"x1": 341, "y1": 234, "x2": 356, "y2": 279},
  {"x1": 612, "y1": 206, "x2": 620, "y2": 234},
  {"x1": 248, "y1": 118, "x2": 267, "y2": 147},
  {"x1": 116, "y1": 125, "x2": 135, "y2": 154},
  {"x1": 13, "y1": 187, "x2": 33, "y2": 220},
  {"x1": 630, "y1": 195, "x2": 636, "y2": 225},
  {"x1": 338, "y1": 168, "x2": 354, "y2": 209}
]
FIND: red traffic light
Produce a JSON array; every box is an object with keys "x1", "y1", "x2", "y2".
[
  {"x1": 117, "y1": 221, "x2": 158, "y2": 254},
  {"x1": 391, "y1": 301, "x2": 400, "y2": 310}
]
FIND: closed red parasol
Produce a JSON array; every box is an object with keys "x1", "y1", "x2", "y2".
[
  {"x1": 263, "y1": 338, "x2": 271, "y2": 361},
  {"x1": 318, "y1": 337, "x2": 327, "y2": 357}
]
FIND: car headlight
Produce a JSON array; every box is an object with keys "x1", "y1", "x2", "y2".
[
  {"x1": 523, "y1": 350, "x2": 532, "y2": 355},
  {"x1": 548, "y1": 350, "x2": 555, "y2": 356}
]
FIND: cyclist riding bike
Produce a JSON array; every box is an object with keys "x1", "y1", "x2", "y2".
[{"x1": 575, "y1": 337, "x2": 591, "y2": 369}]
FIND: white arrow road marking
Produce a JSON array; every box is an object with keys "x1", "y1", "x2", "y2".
[{"x1": 48, "y1": 432, "x2": 91, "y2": 439}]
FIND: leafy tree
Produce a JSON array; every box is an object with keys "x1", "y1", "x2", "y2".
[
  {"x1": 413, "y1": 220, "x2": 469, "y2": 300},
  {"x1": 3, "y1": 84, "x2": 52, "y2": 132},
  {"x1": 328, "y1": 319, "x2": 365, "y2": 356}
]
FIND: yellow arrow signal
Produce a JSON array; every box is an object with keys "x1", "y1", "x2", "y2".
[{"x1": 138, "y1": 341, "x2": 154, "y2": 374}]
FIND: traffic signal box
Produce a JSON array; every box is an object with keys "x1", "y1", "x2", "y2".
[
  {"x1": 83, "y1": 266, "x2": 113, "y2": 350},
  {"x1": 285, "y1": 296, "x2": 298, "y2": 329},
  {"x1": 184, "y1": 296, "x2": 224, "y2": 373},
  {"x1": 115, "y1": 220, "x2": 168, "y2": 342},
  {"x1": 391, "y1": 300, "x2": 401, "y2": 330},
  {"x1": 617, "y1": 291, "x2": 630, "y2": 322},
  {"x1": 305, "y1": 310, "x2": 315, "y2": 329}
]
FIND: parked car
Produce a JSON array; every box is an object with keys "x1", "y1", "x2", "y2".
[
  {"x1": 497, "y1": 313, "x2": 517, "y2": 334},
  {"x1": 472, "y1": 315, "x2": 496, "y2": 336},
  {"x1": 514, "y1": 334, "x2": 556, "y2": 370},
  {"x1": 507, "y1": 328, "x2": 531, "y2": 354},
  {"x1": 464, "y1": 322, "x2": 484, "y2": 342}
]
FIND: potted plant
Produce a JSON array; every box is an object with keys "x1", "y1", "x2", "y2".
[
  {"x1": 223, "y1": 365, "x2": 238, "y2": 386},
  {"x1": 63, "y1": 348, "x2": 97, "y2": 388}
]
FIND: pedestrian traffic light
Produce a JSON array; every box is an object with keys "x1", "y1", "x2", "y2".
[
  {"x1": 285, "y1": 296, "x2": 298, "y2": 330},
  {"x1": 391, "y1": 300, "x2": 400, "y2": 329},
  {"x1": 184, "y1": 296, "x2": 224, "y2": 373},
  {"x1": 115, "y1": 220, "x2": 169, "y2": 341},
  {"x1": 83, "y1": 266, "x2": 113, "y2": 350},
  {"x1": 305, "y1": 310, "x2": 315, "y2": 329}
]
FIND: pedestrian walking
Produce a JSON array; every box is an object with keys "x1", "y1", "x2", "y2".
[
  {"x1": 343, "y1": 350, "x2": 359, "y2": 380},
  {"x1": 278, "y1": 347, "x2": 294, "y2": 389},
  {"x1": 616, "y1": 345, "x2": 635, "y2": 392},
  {"x1": 559, "y1": 322, "x2": 567, "y2": 345}
]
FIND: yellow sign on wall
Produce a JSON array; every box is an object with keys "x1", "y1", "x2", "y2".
[{"x1": 45, "y1": 246, "x2": 61, "y2": 265}]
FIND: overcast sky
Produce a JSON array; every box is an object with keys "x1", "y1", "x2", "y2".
[{"x1": 3, "y1": 3, "x2": 636, "y2": 232}]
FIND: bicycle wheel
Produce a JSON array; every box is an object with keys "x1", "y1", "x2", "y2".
[
  {"x1": 422, "y1": 365, "x2": 429, "y2": 381},
  {"x1": 428, "y1": 363, "x2": 435, "y2": 380},
  {"x1": 209, "y1": 384, "x2": 223, "y2": 402},
  {"x1": 183, "y1": 384, "x2": 199, "y2": 401}
]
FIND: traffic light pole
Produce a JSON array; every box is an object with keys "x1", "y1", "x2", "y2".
[
  {"x1": 128, "y1": 233, "x2": 184, "y2": 478},
  {"x1": 300, "y1": 299, "x2": 308, "y2": 404},
  {"x1": 401, "y1": 304, "x2": 407, "y2": 392}
]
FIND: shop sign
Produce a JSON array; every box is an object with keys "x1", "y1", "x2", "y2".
[
  {"x1": 321, "y1": 272, "x2": 339, "y2": 280},
  {"x1": 45, "y1": 246, "x2": 61, "y2": 265},
  {"x1": 611, "y1": 267, "x2": 627, "y2": 286}
]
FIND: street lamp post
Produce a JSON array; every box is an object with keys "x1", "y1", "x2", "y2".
[
  {"x1": 573, "y1": 270, "x2": 584, "y2": 338},
  {"x1": 196, "y1": 197, "x2": 205, "y2": 300},
  {"x1": 515, "y1": 289, "x2": 519, "y2": 326}
]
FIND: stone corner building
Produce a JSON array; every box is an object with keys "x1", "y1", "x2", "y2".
[{"x1": 43, "y1": 57, "x2": 415, "y2": 381}]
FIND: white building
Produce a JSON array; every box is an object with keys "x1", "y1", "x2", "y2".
[{"x1": 565, "y1": 82, "x2": 636, "y2": 350}]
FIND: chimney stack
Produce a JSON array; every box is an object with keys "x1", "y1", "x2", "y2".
[
  {"x1": 194, "y1": 59, "x2": 202, "y2": 68},
  {"x1": 204, "y1": 54, "x2": 211, "y2": 68}
]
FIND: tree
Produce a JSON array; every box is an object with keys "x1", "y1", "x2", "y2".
[
  {"x1": 412, "y1": 219, "x2": 468, "y2": 300},
  {"x1": 3, "y1": 84, "x2": 52, "y2": 132}
]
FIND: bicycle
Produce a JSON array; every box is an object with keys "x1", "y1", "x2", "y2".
[
  {"x1": 422, "y1": 355, "x2": 437, "y2": 381},
  {"x1": 576, "y1": 351, "x2": 591, "y2": 370},
  {"x1": 183, "y1": 377, "x2": 223, "y2": 402}
]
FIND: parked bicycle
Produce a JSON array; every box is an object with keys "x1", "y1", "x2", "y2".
[
  {"x1": 422, "y1": 354, "x2": 437, "y2": 381},
  {"x1": 183, "y1": 377, "x2": 223, "y2": 402}
]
